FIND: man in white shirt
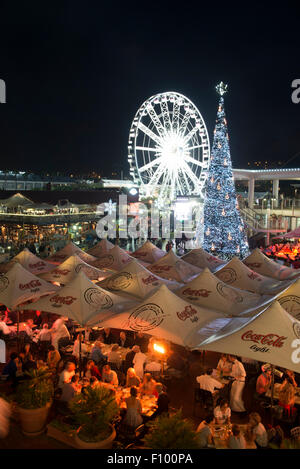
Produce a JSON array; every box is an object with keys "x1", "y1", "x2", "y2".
[
  {"x1": 58, "y1": 362, "x2": 76, "y2": 389},
  {"x1": 228, "y1": 355, "x2": 246, "y2": 412},
  {"x1": 196, "y1": 368, "x2": 224, "y2": 395},
  {"x1": 102, "y1": 364, "x2": 119, "y2": 386}
]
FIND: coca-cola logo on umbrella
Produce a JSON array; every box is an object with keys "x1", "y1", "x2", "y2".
[
  {"x1": 75, "y1": 264, "x2": 97, "y2": 278},
  {"x1": 217, "y1": 268, "x2": 237, "y2": 285},
  {"x1": 95, "y1": 255, "x2": 114, "y2": 268},
  {"x1": 216, "y1": 282, "x2": 243, "y2": 303},
  {"x1": 52, "y1": 268, "x2": 71, "y2": 278},
  {"x1": 0, "y1": 275, "x2": 9, "y2": 292},
  {"x1": 19, "y1": 280, "x2": 42, "y2": 292},
  {"x1": 106, "y1": 272, "x2": 133, "y2": 291},
  {"x1": 241, "y1": 330, "x2": 287, "y2": 348},
  {"x1": 141, "y1": 275, "x2": 160, "y2": 286},
  {"x1": 177, "y1": 305, "x2": 199, "y2": 322},
  {"x1": 50, "y1": 295, "x2": 77, "y2": 307},
  {"x1": 244, "y1": 262, "x2": 262, "y2": 269},
  {"x1": 125, "y1": 303, "x2": 167, "y2": 332},
  {"x1": 84, "y1": 288, "x2": 113, "y2": 309},
  {"x1": 181, "y1": 288, "x2": 211, "y2": 299},
  {"x1": 278, "y1": 295, "x2": 300, "y2": 320},
  {"x1": 29, "y1": 261, "x2": 46, "y2": 270}
]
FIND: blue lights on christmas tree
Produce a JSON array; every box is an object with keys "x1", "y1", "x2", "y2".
[{"x1": 202, "y1": 82, "x2": 249, "y2": 260}]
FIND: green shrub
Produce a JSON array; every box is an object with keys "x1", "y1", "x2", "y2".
[
  {"x1": 68, "y1": 385, "x2": 119, "y2": 442},
  {"x1": 15, "y1": 367, "x2": 54, "y2": 409},
  {"x1": 143, "y1": 411, "x2": 199, "y2": 449}
]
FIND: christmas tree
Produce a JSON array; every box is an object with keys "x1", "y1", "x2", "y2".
[{"x1": 202, "y1": 82, "x2": 249, "y2": 260}]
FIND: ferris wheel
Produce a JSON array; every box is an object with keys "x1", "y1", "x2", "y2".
[{"x1": 128, "y1": 92, "x2": 210, "y2": 207}]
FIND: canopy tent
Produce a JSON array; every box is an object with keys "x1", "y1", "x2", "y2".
[
  {"x1": 196, "y1": 300, "x2": 300, "y2": 374},
  {"x1": 91, "y1": 245, "x2": 135, "y2": 272},
  {"x1": 0, "y1": 262, "x2": 59, "y2": 309},
  {"x1": 243, "y1": 248, "x2": 299, "y2": 281},
  {"x1": 175, "y1": 267, "x2": 272, "y2": 316},
  {"x1": 148, "y1": 250, "x2": 202, "y2": 283},
  {"x1": 0, "y1": 192, "x2": 34, "y2": 208},
  {"x1": 215, "y1": 257, "x2": 292, "y2": 295},
  {"x1": 86, "y1": 284, "x2": 229, "y2": 348},
  {"x1": 18, "y1": 270, "x2": 139, "y2": 326},
  {"x1": 181, "y1": 248, "x2": 226, "y2": 273},
  {"x1": 87, "y1": 239, "x2": 115, "y2": 258},
  {"x1": 38, "y1": 254, "x2": 112, "y2": 284},
  {"x1": 279, "y1": 226, "x2": 300, "y2": 239},
  {"x1": 131, "y1": 240, "x2": 165, "y2": 264},
  {"x1": 46, "y1": 241, "x2": 97, "y2": 265},
  {"x1": 274, "y1": 278, "x2": 300, "y2": 321},
  {"x1": 0, "y1": 248, "x2": 55, "y2": 275},
  {"x1": 97, "y1": 259, "x2": 181, "y2": 300}
]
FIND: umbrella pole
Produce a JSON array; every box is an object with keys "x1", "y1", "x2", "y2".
[
  {"x1": 17, "y1": 310, "x2": 20, "y2": 354},
  {"x1": 270, "y1": 365, "x2": 275, "y2": 426},
  {"x1": 79, "y1": 332, "x2": 82, "y2": 378}
]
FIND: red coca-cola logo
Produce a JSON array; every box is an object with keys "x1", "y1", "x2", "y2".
[
  {"x1": 247, "y1": 272, "x2": 262, "y2": 281},
  {"x1": 29, "y1": 261, "x2": 46, "y2": 269},
  {"x1": 177, "y1": 305, "x2": 198, "y2": 321},
  {"x1": 151, "y1": 265, "x2": 172, "y2": 272},
  {"x1": 50, "y1": 295, "x2": 77, "y2": 306},
  {"x1": 241, "y1": 330, "x2": 287, "y2": 348},
  {"x1": 141, "y1": 275, "x2": 159, "y2": 285},
  {"x1": 19, "y1": 280, "x2": 42, "y2": 291},
  {"x1": 52, "y1": 269, "x2": 70, "y2": 276},
  {"x1": 245, "y1": 262, "x2": 262, "y2": 269},
  {"x1": 182, "y1": 288, "x2": 211, "y2": 298}
]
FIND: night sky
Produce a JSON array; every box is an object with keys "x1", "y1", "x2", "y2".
[{"x1": 0, "y1": 1, "x2": 299, "y2": 176}]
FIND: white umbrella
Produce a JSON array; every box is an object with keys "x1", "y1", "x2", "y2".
[
  {"x1": 87, "y1": 238, "x2": 115, "y2": 258},
  {"x1": 181, "y1": 247, "x2": 226, "y2": 272},
  {"x1": 91, "y1": 245, "x2": 134, "y2": 272},
  {"x1": 148, "y1": 249, "x2": 202, "y2": 283},
  {"x1": 47, "y1": 241, "x2": 97, "y2": 265},
  {"x1": 0, "y1": 248, "x2": 56, "y2": 275},
  {"x1": 132, "y1": 240, "x2": 165, "y2": 264}
]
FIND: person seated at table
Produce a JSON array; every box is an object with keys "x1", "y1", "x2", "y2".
[
  {"x1": 24, "y1": 319, "x2": 36, "y2": 340},
  {"x1": 133, "y1": 345, "x2": 147, "y2": 380},
  {"x1": 107, "y1": 344, "x2": 122, "y2": 369},
  {"x1": 102, "y1": 328, "x2": 114, "y2": 345},
  {"x1": 58, "y1": 362, "x2": 76, "y2": 389},
  {"x1": 2, "y1": 352, "x2": 18, "y2": 383},
  {"x1": 151, "y1": 383, "x2": 170, "y2": 419},
  {"x1": 144, "y1": 357, "x2": 161, "y2": 379},
  {"x1": 134, "y1": 332, "x2": 149, "y2": 353},
  {"x1": 139, "y1": 373, "x2": 158, "y2": 397},
  {"x1": 19, "y1": 344, "x2": 33, "y2": 370},
  {"x1": 213, "y1": 399, "x2": 231, "y2": 425},
  {"x1": 90, "y1": 340, "x2": 107, "y2": 366},
  {"x1": 47, "y1": 345, "x2": 61, "y2": 371},
  {"x1": 123, "y1": 346, "x2": 138, "y2": 373},
  {"x1": 72, "y1": 334, "x2": 88, "y2": 361},
  {"x1": 60, "y1": 374, "x2": 81, "y2": 403},
  {"x1": 196, "y1": 414, "x2": 215, "y2": 448},
  {"x1": 196, "y1": 368, "x2": 224, "y2": 397},
  {"x1": 84, "y1": 360, "x2": 102, "y2": 380},
  {"x1": 102, "y1": 364, "x2": 119, "y2": 386},
  {"x1": 256, "y1": 364, "x2": 272, "y2": 398},
  {"x1": 126, "y1": 368, "x2": 141, "y2": 388},
  {"x1": 37, "y1": 323, "x2": 52, "y2": 342},
  {"x1": 217, "y1": 354, "x2": 232, "y2": 376},
  {"x1": 246, "y1": 412, "x2": 268, "y2": 449},
  {"x1": 228, "y1": 424, "x2": 246, "y2": 449},
  {"x1": 22, "y1": 353, "x2": 38, "y2": 373},
  {"x1": 118, "y1": 331, "x2": 132, "y2": 348},
  {"x1": 122, "y1": 386, "x2": 143, "y2": 429}
]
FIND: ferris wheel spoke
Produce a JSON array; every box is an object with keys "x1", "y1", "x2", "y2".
[
  {"x1": 182, "y1": 161, "x2": 203, "y2": 191},
  {"x1": 138, "y1": 156, "x2": 163, "y2": 173},
  {"x1": 181, "y1": 169, "x2": 191, "y2": 194},
  {"x1": 135, "y1": 146, "x2": 159, "y2": 153},
  {"x1": 172, "y1": 100, "x2": 180, "y2": 133},
  {"x1": 183, "y1": 125, "x2": 200, "y2": 144},
  {"x1": 138, "y1": 122, "x2": 162, "y2": 145},
  {"x1": 178, "y1": 110, "x2": 191, "y2": 138},
  {"x1": 147, "y1": 160, "x2": 167, "y2": 189},
  {"x1": 145, "y1": 104, "x2": 165, "y2": 137},
  {"x1": 160, "y1": 100, "x2": 172, "y2": 132},
  {"x1": 185, "y1": 144, "x2": 205, "y2": 151},
  {"x1": 184, "y1": 155, "x2": 204, "y2": 167}
]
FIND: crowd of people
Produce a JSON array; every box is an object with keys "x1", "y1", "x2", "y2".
[{"x1": 263, "y1": 242, "x2": 300, "y2": 268}]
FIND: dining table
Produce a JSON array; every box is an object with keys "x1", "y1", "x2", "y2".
[
  {"x1": 212, "y1": 423, "x2": 257, "y2": 449},
  {"x1": 115, "y1": 386, "x2": 157, "y2": 417}
]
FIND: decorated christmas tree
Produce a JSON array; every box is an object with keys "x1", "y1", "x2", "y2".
[{"x1": 202, "y1": 82, "x2": 249, "y2": 260}]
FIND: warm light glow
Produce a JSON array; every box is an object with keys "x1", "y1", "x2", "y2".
[{"x1": 153, "y1": 343, "x2": 165, "y2": 354}]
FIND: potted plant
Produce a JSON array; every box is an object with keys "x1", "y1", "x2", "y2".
[
  {"x1": 143, "y1": 411, "x2": 200, "y2": 449},
  {"x1": 68, "y1": 385, "x2": 119, "y2": 449},
  {"x1": 15, "y1": 367, "x2": 54, "y2": 436}
]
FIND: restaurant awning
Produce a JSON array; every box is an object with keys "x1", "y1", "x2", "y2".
[
  {"x1": 87, "y1": 238, "x2": 115, "y2": 258},
  {"x1": 0, "y1": 248, "x2": 55, "y2": 275},
  {"x1": 98, "y1": 259, "x2": 181, "y2": 300},
  {"x1": 181, "y1": 247, "x2": 226, "y2": 273},
  {"x1": 91, "y1": 245, "x2": 134, "y2": 272},
  {"x1": 243, "y1": 248, "x2": 300, "y2": 281},
  {"x1": 18, "y1": 270, "x2": 139, "y2": 326},
  {"x1": 197, "y1": 300, "x2": 300, "y2": 374},
  {"x1": 132, "y1": 240, "x2": 165, "y2": 264},
  {"x1": 0, "y1": 262, "x2": 58, "y2": 309},
  {"x1": 47, "y1": 241, "x2": 97, "y2": 265},
  {"x1": 215, "y1": 257, "x2": 292, "y2": 295},
  {"x1": 148, "y1": 250, "x2": 202, "y2": 283}
]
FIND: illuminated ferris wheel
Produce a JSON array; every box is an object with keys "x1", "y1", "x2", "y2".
[{"x1": 128, "y1": 92, "x2": 210, "y2": 207}]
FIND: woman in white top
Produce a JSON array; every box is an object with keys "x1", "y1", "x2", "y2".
[
  {"x1": 213, "y1": 399, "x2": 231, "y2": 425},
  {"x1": 229, "y1": 356, "x2": 246, "y2": 412},
  {"x1": 132, "y1": 346, "x2": 146, "y2": 379},
  {"x1": 247, "y1": 412, "x2": 268, "y2": 448},
  {"x1": 123, "y1": 386, "x2": 143, "y2": 429}
]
